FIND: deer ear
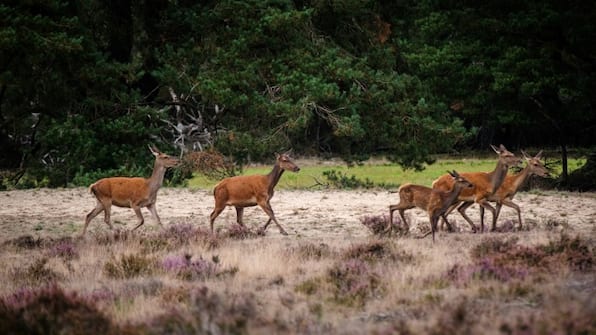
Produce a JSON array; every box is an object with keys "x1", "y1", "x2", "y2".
[
  {"x1": 490, "y1": 144, "x2": 499, "y2": 153},
  {"x1": 521, "y1": 150, "x2": 530, "y2": 160},
  {"x1": 535, "y1": 150, "x2": 543, "y2": 159},
  {"x1": 148, "y1": 145, "x2": 160, "y2": 156}
]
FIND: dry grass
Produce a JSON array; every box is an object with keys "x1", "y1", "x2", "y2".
[{"x1": 0, "y1": 189, "x2": 595, "y2": 334}]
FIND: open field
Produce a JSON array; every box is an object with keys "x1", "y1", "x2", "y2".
[
  {"x1": 186, "y1": 156, "x2": 586, "y2": 189},
  {"x1": 1, "y1": 186, "x2": 595, "y2": 334}
]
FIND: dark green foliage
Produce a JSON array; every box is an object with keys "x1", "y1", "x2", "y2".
[
  {"x1": 322, "y1": 169, "x2": 375, "y2": 189},
  {"x1": 1, "y1": 1, "x2": 594, "y2": 187}
]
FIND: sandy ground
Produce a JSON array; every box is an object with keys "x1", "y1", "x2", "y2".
[{"x1": 1, "y1": 187, "x2": 595, "y2": 241}]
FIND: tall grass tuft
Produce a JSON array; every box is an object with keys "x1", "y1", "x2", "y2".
[{"x1": 103, "y1": 253, "x2": 155, "y2": 279}]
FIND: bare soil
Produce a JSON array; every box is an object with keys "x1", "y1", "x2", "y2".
[{"x1": 1, "y1": 187, "x2": 595, "y2": 240}]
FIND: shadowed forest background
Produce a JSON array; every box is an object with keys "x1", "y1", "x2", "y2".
[{"x1": 1, "y1": 0, "x2": 595, "y2": 188}]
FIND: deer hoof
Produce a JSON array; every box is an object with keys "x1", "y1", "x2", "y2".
[{"x1": 280, "y1": 230, "x2": 288, "y2": 236}]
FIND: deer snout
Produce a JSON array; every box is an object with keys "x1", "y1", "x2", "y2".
[{"x1": 293, "y1": 166, "x2": 301, "y2": 172}]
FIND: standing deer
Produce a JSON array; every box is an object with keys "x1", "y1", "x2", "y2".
[
  {"x1": 387, "y1": 184, "x2": 454, "y2": 235},
  {"x1": 486, "y1": 150, "x2": 549, "y2": 230},
  {"x1": 432, "y1": 144, "x2": 522, "y2": 233},
  {"x1": 425, "y1": 170, "x2": 474, "y2": 242},
  {"x1": 209, "y1": 151, "x2": 300, "y2": 235},
  {"x1": 81, "y1": 145, "x2": 179, "y2": 235}
]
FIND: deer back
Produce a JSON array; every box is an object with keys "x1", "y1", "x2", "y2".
[
  {"x1": 214, "y1": 174, "x2": 271, "y2": 206},
  {"x1": 91, "y1": 177, "x2": 149, "y2": 207},
  {"x1": 398, "y1": 183, "x2": 433, "y2": 209}
]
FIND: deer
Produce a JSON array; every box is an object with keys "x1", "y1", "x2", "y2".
[
  {"x1": 209, "y1": 150, "x2": 300, "y2": 235},
  {"x1": 387, "y1": 184, "x2": 455, "y2": 235},
  {"x1": 432, "y1": 144, "x2": 522, "y2": 233},
  {"x1": 81, "y1": 145, "x2": 180, "y2": 235},
  {"x1": 423, "y1": 170, "x2": 474, "y2": 242},
  {"x1": 485, "y1": 150, "x2": 549, "y2": 230}
]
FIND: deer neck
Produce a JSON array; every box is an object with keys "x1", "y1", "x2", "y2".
[
  {"x1": 487, "y1": 159, "x2": 509, "y2": 193},
  {"x1": 509, "y1": 164, "x2": 532, "y2": 193},
  {"x1": 147, "y1": 161, "x2": 167, "y2": 197},
  {"x1": 267, "y1": 163, "x2": 284, "y2": 194},
  {"x1": 443, "y1": 183, "x2": 464, "y2": 210}
]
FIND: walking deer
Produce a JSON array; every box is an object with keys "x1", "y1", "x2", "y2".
[
  {"x1": 387, "y1": 184, "x2": 454, "y2": 235},
  {"x1": 425, "y1": 170, "x2": 474, "y2": 242},
  {"x1": 81, "y1": 145, "x2": 179, "y2": 235},
  {"x1": 432, "y1": 144, "x2": 522, "y2": 233},
  {"x1": 486, "y1": 150, "x2": 549, "y2": 230},
  {"x1": 209, "y1": 151, "x2": 300, "y2": 235}
]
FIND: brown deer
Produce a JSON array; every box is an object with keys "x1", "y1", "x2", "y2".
[
  {"x1": 425, "y1": 170, "x2": 474, "y2": 242},
  {"x1": 432, "y1": 144, "x2": 522, "y2": 233},
  {"x1": 81, "y1": 145, "x2": 179, "y2": 235},
  {"x1": 209, "y1": 151, "x2": 300, "y2": 235},
  {"x1": 387, "y1": 184, "x2": 454, "y2": 235},
  {"x1": 486, "y1": 150, "x2": 549, "y2": 230}
]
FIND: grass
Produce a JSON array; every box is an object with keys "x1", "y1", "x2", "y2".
[
  {"x1": 187, "y1": 157, "x2": 586, "y2": 189},
  {"x1": 0, "y1": 227, "x2": 593, "y2": 334}
]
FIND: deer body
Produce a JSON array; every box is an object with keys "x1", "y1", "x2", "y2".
[
  {"x1": 487, "y1": 151, "x2": 548, "y2": 230},
  {"x1": 388, "y1": 183, "x2": 453, "y2": 234},
  {"x1": 82, "y1": 146, "x2": 179, "y2": 235},
  {"x1": 426, "y1": 171, "x2": 474, "y2": 242},
  {"x1": 432, "y1": 144, "x2": 521, "y2": 233},
  {"x1": 209, "y1": 152, "x2": 300, "y2": 235}
]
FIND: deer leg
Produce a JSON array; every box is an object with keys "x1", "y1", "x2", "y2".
[
  {"x1": 82, "y1": 201, "x2": 104, "y2": 236},
  {"x1": 387, "y1": 204, "x2": 397, "y2": 234},
  {"x1": 441, "y1": 214, "x2": 453, "y2": 232},
  {"x1": 258, "y1": 201, "x2": 287, "y2": 235},
  {"x1": 209, "y1": 206, "x2": 225, "y2": 233},
  {"x1": 131, "y1": 205, "x2": 145, "y2": 231},
  {"x1": 147, "y1": 204, "x2": 162, "y2": 226},
  {"x1": 457, "y1": 202, "x2": 477, "y2": 233},
  {"x1": 398, "y1": 208, "x2": 411, "y2": 234},
  {"x1": 441, "y1": 202, "x2": 459, "y2": 231},
  {"x1": 430, "y1": 213, "x2": 440, "y2": 243},
  {"x1": 477, "y1": 199, "x2": 496, "y2": 233},
  {"x1": 235, "y1": 207, "x2": 245, "y2": 226},
  {"x1": 500, "y1": 199, "x2": 522, "y2": 230},
  {"x1": 102, "y1": 202, "x2": 114, "y2": 230}
]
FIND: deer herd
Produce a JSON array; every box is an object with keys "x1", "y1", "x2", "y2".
[{"x1": 82, "y1": 144, "x2": 549, "y2": 243}]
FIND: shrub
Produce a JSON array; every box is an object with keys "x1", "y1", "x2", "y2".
[
  {"x1": 162, "y1": 254, "x2": 218, "y2": 280},
  {"x1": 46, "y1": 238, "x2": 79, "y2": 260},
  {"x1": 224, "y1": 224, "x2": 259, "y2": 240},
  {"x1": 11, "y1": 258, "x2": 62, "y2": 286},
  {"x1": 470, "y1": 236, "x2": 519, "y2": 260},
  {"x1": 327, "y1": 259, "x2": 384, "y2": 306},
  {"x1": 540, "y1": 233, "x2": 593, "y2": 272},
  {"x1": 360, "y1": 214, "x2": 394, "y2": 236},
  {"x1": 285, "y1": 242, "x2": 333, "y2": 260},
  {"x1": 4, "y1": 235, "x2": 44, "y2": 250},
  {"x1": 322, "y1": 169, "x2": 375, "y2": 189},
  {"x1": 425, "y1": 297, "x2": 478, "y2": 335},
  {"x1": 103, "y1": 253, "x2": 155, "y2": 279},
  {"x1": 0, "y1": 284, "x2": 115, "y2": 335},
  {"x1": 342, "y1": 239, "x2": 415, "y2": 264},
  {"x1": 181, "y1": 149, "x2": 239, "y2": 181}
]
